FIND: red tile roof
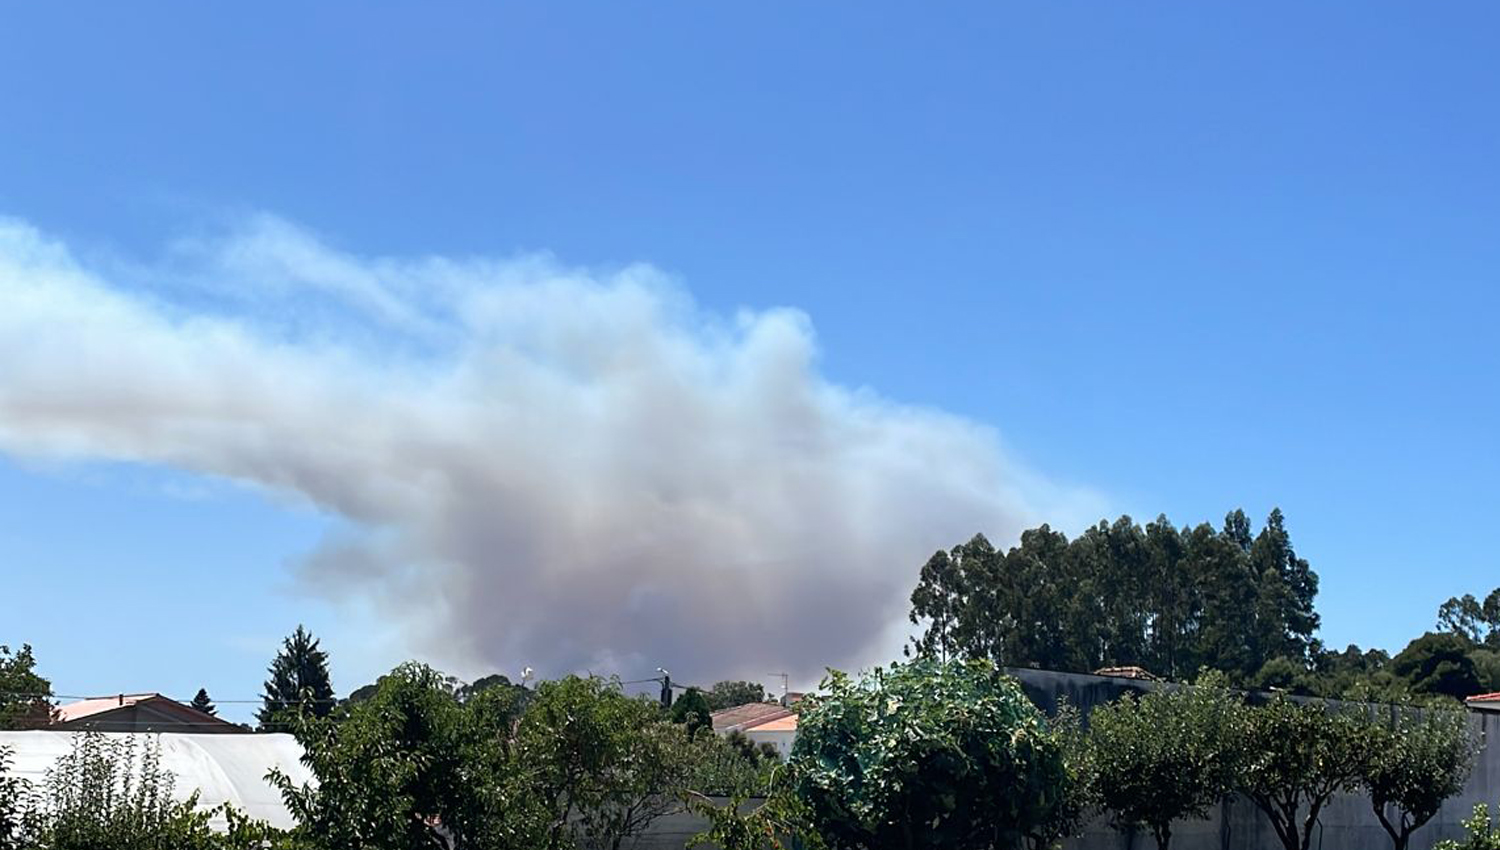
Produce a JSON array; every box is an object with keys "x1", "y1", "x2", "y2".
[{"x1": 1466, "y1": 692, "x2": 1500, "y2": 703}]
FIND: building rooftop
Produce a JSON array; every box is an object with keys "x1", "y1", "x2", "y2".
[
  {"x1": 55, "y1": 694, "x2": 164, "y2": 722},
  {"x1": 710, "y1": 701, "x2": 794, "y2": 732}
]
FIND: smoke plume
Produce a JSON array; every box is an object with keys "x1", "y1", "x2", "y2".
[{"x1": 0, "y1": 215, "x2": 1096, "y2": 684}]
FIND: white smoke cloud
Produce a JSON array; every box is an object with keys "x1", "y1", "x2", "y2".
[{"x1": 0, "y1": 215, "x2": 1101, "y2": 684}]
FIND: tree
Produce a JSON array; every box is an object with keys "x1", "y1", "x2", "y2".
[
  {"x1": 705, "y1": 680, "x2": 767, "y2": 711},
  {"x1": 1361, "y1": 708, "x2": 1479, "y2": 850},
  {"x1": 790, "y1": 658, "x2": 1068, "y2": 850},
  {"x1": 0, "y1": 644, "x2": 52, "y2": 730},
  {"x1": 670, "y1": 687, "x2": 712, "y2": 737},
  {"x1": 1438, "y1": 588, "x2": 1500, "y2": 648},
  {"x1": 1235, "y1": 696, "x2": 1370, "y2": 850},
  {"x1": 1088, "y1": 675, "x2": 1241, "y2": 850},
  {"x1": 270, "y1": 662, "x2": 545, "y2": 850},
  {"x1": 190, "y1": 688, "x2": 216, "y2": 717},
  {"x1": 1391, "y1": 633, "x2": 1482, "y2": 701},
  {"x1": 258, "y1": 625, "x2": 335, "y2": 730},
  {"x1": 906, "y1": 510, "x2": 1322, "y2": 684},
  {"x1": 517, "y1": 675, "x2": 696, "y2": 850}
]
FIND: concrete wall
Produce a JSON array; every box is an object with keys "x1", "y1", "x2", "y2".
[
  {"x1": 744, "y1": 728, "x2": 796, "y2": 761},
  {"x1": 1008, "y1": 667, "x2": 1497, "y2": 850}
]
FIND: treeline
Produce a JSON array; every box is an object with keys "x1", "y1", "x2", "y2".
[
  {"x1": 908, "y1": 507, "x2": 1500, "y2": 702},
  {"x1": 909, "y1": 508, "x2": 1318, "y2": 681}
]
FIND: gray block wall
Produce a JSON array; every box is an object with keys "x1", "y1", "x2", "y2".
[{"x1": 1015, "y1": 667, "x2": 1497, "y2": 850}]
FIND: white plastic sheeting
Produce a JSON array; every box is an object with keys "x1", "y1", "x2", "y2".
[{"x1": 0, "y1": 731, "x2": 312, "y2": 830}]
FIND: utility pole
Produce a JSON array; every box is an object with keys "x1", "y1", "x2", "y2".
[{"x1": 657, "y1": 667, "x2": 673, "y2": 709}]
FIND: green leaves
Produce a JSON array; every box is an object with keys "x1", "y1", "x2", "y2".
[
  {"x1": 789, "y1": 659, "x2": 1070, "y2": 850},
  {"x1": 1088, "y1": 676, "x2": 1241, "y2": 849},
  {"x1": 258, "y1": 626, "x2": 336, "y2": 731},
  {"x1": 1362, "y1": 708, "x2": 1479, "y2": 849},
  {"x1": 0, "y1": 644, "x2": 52, "y2": 730},
  {"x1": 907, "y1": 510, "x2": 1322, "y2": 684}
]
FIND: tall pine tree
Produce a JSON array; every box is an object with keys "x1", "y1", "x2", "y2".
[
  {"x1": 258, "y1": 625, "x2": 334, "y2": 730},
  {"x1": 190, "y1": 688, "x2": 216, "y2": 716}
]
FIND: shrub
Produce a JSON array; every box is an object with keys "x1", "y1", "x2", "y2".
[
  {"x1": 790, "y1": 658, "x2": 1068, "y2": 850},
  {"x1": 33, "y1": 733, "x2": 220, "y2": 850},
  {"x1": 1436, "y1": 804, "x2": 1500, "y2": 850}
]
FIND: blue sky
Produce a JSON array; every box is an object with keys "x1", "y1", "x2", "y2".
[{"x1": 2, "y1": 3, "x2": 1498, "y2": 721}]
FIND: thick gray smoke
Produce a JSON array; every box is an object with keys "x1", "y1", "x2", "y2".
[{"x1": 0, "y1": 215, "x2": 1098, "y2": 683}]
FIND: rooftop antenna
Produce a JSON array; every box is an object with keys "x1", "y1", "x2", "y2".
[{"x1": 771, "y1": 672, "x2": 789, "y2": 705}]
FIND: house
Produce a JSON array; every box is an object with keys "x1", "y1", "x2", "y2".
[
  {"x1": 52, "y1": 693, "x2": 245, "y2": 734},
  {"x1": 710, "y1": 701, "x2": 798, "y2": 760}
]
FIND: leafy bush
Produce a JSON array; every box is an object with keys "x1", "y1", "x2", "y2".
[
  {"x1": 0, "y1": 744, "x2": 36, "y2": 850},
  {"x1": 1436, "y1": 804, "x2": 1500, "y2": 850},
  {"x1": 687, "y1": 732, "x2": 779, "y2": 798},
  {"x1": 790, "y1": 658, "x2": 1069, "y2": 850},
  {"x1": 30, "y1": 733, "x2": 220, "y2": 850}
]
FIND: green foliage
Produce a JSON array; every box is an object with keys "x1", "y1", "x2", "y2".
[
  {"x1": 1436, "y1": 804, "x2": 1500, "y2": 850},
  {"x1": 515, "y1": 674, "x2": 697, "y2": 850},
  {"x1": 269, "y1": 662, "x2": 544, "y2": 850},
  {"x1": 908, "y1": 509, "x2": 1320, "y2": 683},
  {"x1": 705, "y1": 681, "x2": 768, "y2": 712},
  {"x1": 1361, "y1": 708, "x2": 1479, "y2": 850},
  {"x1": 1088, "y1": 675, "x2": 1241, "y2": 850},
  {"x1": 685, "y1": 786, "x2": 825, "y2": 850},
  {"x1": 32, "y1": 733, "x2": 221, "y2": 850},
  {"x1": 1438, "y1": 589, "x2": 1500, "y2": 647},
  {"x1": 690, "y1": 731, "x2": 780, "y2": 798},
  {"x1": 189, "y1": 689, "x2": 216, "y2": 717},
  {"x1": 258, "y1": 625, "x2": 335, "y2": 731},
  {"x1": 790, "y1": 659, "x2": 1068, "y2": 850},
  {"x1": 670, "y1": 687, "x2": 712, "y2": 737},
  {"x1": 1392, "y1": 633, "x2": 1483, "y2": 701},
  {"x1": 1028, "y1": 700, "x2": 1096, "y2": 850},
  {"x1": 0, "y1": 644, "x2": 52, "y2": 730},
  {"x1": 1235, "y1": 696, "x2": 1370, "y2": 850},
  {"x1": 0, "y1": 745, "x2": 35, "y2": 850}
]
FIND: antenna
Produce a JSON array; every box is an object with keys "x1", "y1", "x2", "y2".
[{"x1": 771, "y1": 672, "x2": 789, "y2": 705}]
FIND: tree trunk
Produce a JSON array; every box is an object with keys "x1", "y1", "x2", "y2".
[{"x1": 1153, "y1": 822, "x2": 1172, "y2": 850}]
